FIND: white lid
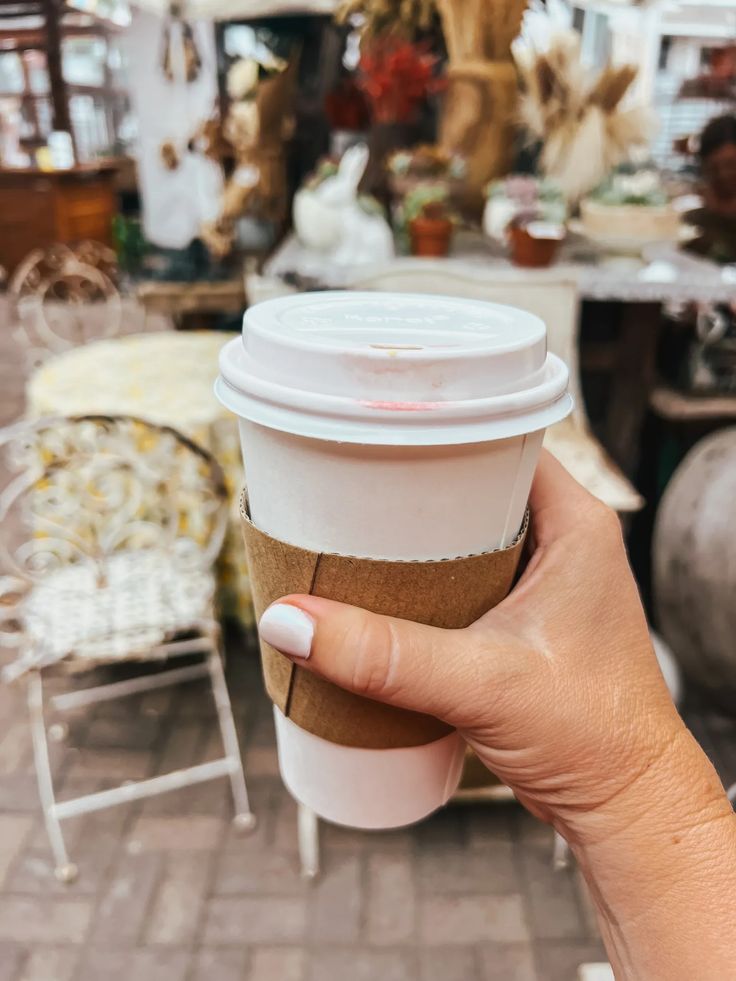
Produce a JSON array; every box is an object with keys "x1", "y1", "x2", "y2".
[{"x1": 216, "y1": 291, "x2": 572, "y2": 445}]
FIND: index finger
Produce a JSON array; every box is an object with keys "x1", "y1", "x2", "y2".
[{"x1": 528, "y1": 449, "x2": 600, "y2": 543}]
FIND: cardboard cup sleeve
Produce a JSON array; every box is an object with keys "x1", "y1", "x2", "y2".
[{"x1": 241, "y1": 494, "x2": 528, "y2": 750}]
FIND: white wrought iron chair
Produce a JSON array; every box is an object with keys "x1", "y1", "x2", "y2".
[
  {"x1": 0, "y1": 415, "x2": 255, "y2": 883},
  {"x1": 8, "y1": 242, "x2": 123, "y2": 370}
]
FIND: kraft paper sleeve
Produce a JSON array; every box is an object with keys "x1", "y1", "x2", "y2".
[{"x1": 241, "y1": 494, "x2": 528, "y2": 750}]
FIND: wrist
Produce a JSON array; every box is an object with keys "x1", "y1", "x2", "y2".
[
  {"x1": 566, "y1": 723, "x2": 732, "y2": 853},
  {"x1": 567, "y1": 725, "x2": 736, "y2": 925}
]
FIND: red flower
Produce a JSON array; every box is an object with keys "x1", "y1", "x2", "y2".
[{"x1": 357, "y1": 37, "x2": 445, "y2": 125}]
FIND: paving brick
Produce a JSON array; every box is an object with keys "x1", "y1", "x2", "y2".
[
  {"x1": 89, "y1": 852, "x2": 163, "y2": 944},
  {"x1": 139, "y1": 687, "x2": 175, "y2": 717},
  {"x1": 532, "y1": 941, "x2": 608, "y2": 981},
  {"x1": 129, "y1": 948, "x2": 191, "y2": 981},
  {"x1": 83, "y1": 715, "x2": 162, "y2": 751},
  {"x1": 413, "y1": 806, "x2": 467, "y2": 851},
  {"x1": 308, "y1": 853, "x2": 363, "y2": 944},
  {"x1": 141, "y1": 723, "x2": 213, "y2": 816},
  {"x1": 516, "y1": 840, "x2": 586, "y2": 941},
  {"x1": 322, "y1": 823, "x2": 413, "y2": 856},
  {"x1": 515, "y1": 811, "x2": 553, "y2": 847},
  {"x1": 0, "y1": 721, "x2": 32, "y2": 774},
  {"x1": 0, "y1": 773, "x2": 44, "y2": 812},
  {"x1": 127, "y1": 815, "x2": 224, "y2": 851},
  {"x1": 0, "y1": 944, "x2": 25, "y2": 981},
  {"x1": 479, "y1": 944, "x2": 538, "y2": 980},
  {"x1": 249, "y1": 947, "x2": 305, "y2": 981},
  {"x1": 307, "y1": 949, "x2": 415, "y2": 981},
  {"x1": 145, "y1": 853, "x2": 212, "y2": 944},
  {"x1": 419, "y1": 894, "x2": 530, "y2": 945},
  {"x1": 4, "y1": 840, "x2": 115, "y2": 896},
  {"x1": 366, "y1": 852, "x2": 416, "y2": 945},
  {"x1": 203, "y1": 896, "x2": 308, "y2": 944},
  {"x1": 418, "y1": 947, "x2": 480, "y2": 981},
  {"x1": 0, "y1": 813, "x2": 33, "y2": 885},
  {"x1": 190, "y1": 947, "x2": 250, "y2": 981},
  {"x1": 466, "y1": 805, "x2": 516, "y2": 849},
  {"x1": 17, "y1": 946, "x2": 79, "y2": 981},
  {"x1": 417, "y1": 840, "x2": 518, "y2": 896},
  {"x1": 270, "y1": 793, "x2": 301, "y2": 852},
  {"x1": 244, "y1": 745, "x2": 280, "y2": 778},
  {"x1": 213, "y1": 844, "x2": 306, "y2": 895},
  {"x1": 76, "y1": 946, "x2": 191, "y2": 981},
  {"x1": 0, "y1": 896, "x2": 93, "y2": 943},
  {"x1": 65, "y1": 748, "x2": 153, "y2": 781}
]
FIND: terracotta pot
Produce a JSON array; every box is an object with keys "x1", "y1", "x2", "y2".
[
  {"x1": 508, "y1": 224, "x2": 561, "y2": 268},
  {"x1": 409, "y1": 216, "x2": 453, "y2": 257}
]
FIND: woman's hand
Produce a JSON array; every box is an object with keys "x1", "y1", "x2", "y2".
[
  {"x1": 258, "y1": 451, "x2": 686, "y2": 842},
  {"x1": 259, "y1": 452, "x2": 736, "y2": 979}
]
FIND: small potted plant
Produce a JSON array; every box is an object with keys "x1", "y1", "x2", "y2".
[
  {"x1": 484, "y1": 176, "x2": 567, "y2": 267},
  {"x1": 402, "y1": 184, "x2": 454, "y2": 257}
]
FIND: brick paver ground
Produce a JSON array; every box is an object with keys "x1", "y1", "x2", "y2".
[{"x1": 1, "y1": 297, "x2": 734, "y2": 981}]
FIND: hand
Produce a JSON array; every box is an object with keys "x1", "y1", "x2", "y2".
[
  {"x1": 258, "y1": 451, "x2": 736, "y2": 978},
  {"x1": 257, "y1": 451, "x2": 686, "y2": 842}
]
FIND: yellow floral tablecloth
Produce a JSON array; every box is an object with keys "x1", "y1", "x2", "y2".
[{"x1": 26, "y1": 331, "x2": 253, "y2": 625}]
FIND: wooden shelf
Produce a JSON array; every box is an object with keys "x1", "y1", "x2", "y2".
[{"x1": 650, "y1": 385, "x2": 736, "y2": 421}]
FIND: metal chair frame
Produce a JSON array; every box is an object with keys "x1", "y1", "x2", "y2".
[{"x1": 0, "y1": 415, "x2": 255, "y2": 882}]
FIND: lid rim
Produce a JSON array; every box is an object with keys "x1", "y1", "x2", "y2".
[{"x1": 243, "y1": 291, "x2": 548, "y2": 361}]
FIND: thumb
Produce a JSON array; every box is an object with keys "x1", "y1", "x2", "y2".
[{"x1": 257, "y1": 595, "x2": 492, "y2": 727}]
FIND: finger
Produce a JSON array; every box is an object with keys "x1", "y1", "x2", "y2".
[
  {"x1": 257, "y1": 595, "x2": 493, "y2": 726},
  {"x1": 528, "y1": 450, "x2": 606, "y2": 543}
]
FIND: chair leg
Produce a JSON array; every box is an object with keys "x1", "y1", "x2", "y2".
[
  {"x1": 552, "y1": 830, "x2": 570, "y2": 870},
  {"x1": 206, "y1": 641, "x2": 256, "y2": 833},
  {"x1": 297, "y1": 804, "x2": 320, "y2": 880},
  {"x1": 27, "y1": 672, "x2": 77, "y2": 884}
]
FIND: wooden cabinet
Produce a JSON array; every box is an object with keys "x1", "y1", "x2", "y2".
[{"x1": 0, "y1": 163, "x2": 118, "y2": 275}]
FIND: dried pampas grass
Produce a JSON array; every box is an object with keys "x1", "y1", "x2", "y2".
[
  {"x1": 336, "y1": 0, "x2": 436, "y2": 38},
  {"x1": 516, "y1": 32, "x2": 654, "y2": 201}
]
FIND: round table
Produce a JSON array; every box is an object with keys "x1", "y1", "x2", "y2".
[{"x1": 27, "y1": 331, "x2": 253, "y2": 625}]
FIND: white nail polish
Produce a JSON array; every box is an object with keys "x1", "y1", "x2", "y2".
[{"x1": 259, "y1": 604, "x2": 314, "y2": 659}]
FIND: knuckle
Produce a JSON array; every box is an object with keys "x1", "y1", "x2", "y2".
[{"x1": 346, "y1": 615, "x2": 400, "y2": 699}]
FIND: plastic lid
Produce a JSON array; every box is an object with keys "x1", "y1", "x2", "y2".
[{"x1": 216, "y1": 291, "x2": 572, "y2": 445}]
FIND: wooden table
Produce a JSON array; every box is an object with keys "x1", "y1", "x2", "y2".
[
  {"x1": 136, "y1": 280, "x2": 246, "y2": 330},
  {"x1": 264, "y1": 233, "x2": 736, "y2": 479},
  {"x1": 0, "y1": 161, "x2": 120, "y2": 275}
]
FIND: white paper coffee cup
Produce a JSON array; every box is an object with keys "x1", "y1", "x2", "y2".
[{"x1": 216, "y1": 291, "x2": 572, "y2": 828}]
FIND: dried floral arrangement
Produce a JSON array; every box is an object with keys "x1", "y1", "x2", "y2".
[
  {"x1": 515, "y1": 32, "x2": 653, "y2": 201},
  {"x1": 357, "y1": 37, "x2": 444, "y2": 124},
  {"x1": 435, "y1": 0, "x2": 527, "y2": 62},
  {"x1": 336, "y1": 0, "x2": 437, "y2": 38},
  {"x1": 436, "y1": 0, "x2": 529, "y2": 194}
]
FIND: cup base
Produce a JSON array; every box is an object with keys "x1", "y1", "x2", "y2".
[{"x1": 273, "y1": 707, "x2": 465, "y2": 830}]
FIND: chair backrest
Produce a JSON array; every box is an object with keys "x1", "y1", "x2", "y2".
[
  {"x1": 8, "y1": 242, "x2": 122, "y2": 369},
  {"x1": 0, "y1": 415, "x2": 228, "y2": 594},
  {"x1": 351, "y1": 263, "x2": 584, "y2": 423}
]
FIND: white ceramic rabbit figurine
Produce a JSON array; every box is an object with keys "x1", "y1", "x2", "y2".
[{"x1": 293, "y1": 144, "x2": 395, "y2": 266}]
